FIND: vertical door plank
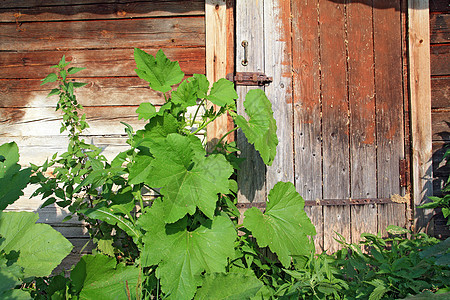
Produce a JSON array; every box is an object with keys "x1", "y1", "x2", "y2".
[
  {"x1": 347, "y1": 0, "x2": 378, "y2": 243},
  {"x1": 374, "y1": 0, "x2": 406, "y2": 235},
  {"x1": 319, "y1": 0, "x2": 351, "y2": 253},
  {"x1": 236, "y1": 0, "x2": 266, "y2": 205},
  {"x1": 408, "y1": 0, "x2": 433, "y2": 232},
  {"x1": 292, "y1": 0, "x2": 324, "y2": 252},
  {"x1": 205, "y1": 0, "x2": 229, "y2": 146},
  {"x1": 264, "y1": 0, "x2": 294, "y2": 191}
]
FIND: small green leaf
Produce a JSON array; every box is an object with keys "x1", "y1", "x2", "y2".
[
  {"x1": 206, "y1": 78, "x2": 238, "y2": 107},
  {"x1": 134, "y1": 48, "x2": 184, "y2": 93},
  {"x1": 41, "y1": 73, "x2": 58, "y2": 85},
  {"x1": 191, "y1": 74, "x2": 210, "y2": 99},
  {"x1": 243, "y1": 182, "x2": 316, "y2": 267},
  {"x1": 67, "y1": 67, "x2": 85, "y2": 74},
  {"x1": 171, "y1": 79, "x2": 197, "y2": 107},
  {"x1": 235, "y1": 89, "x2": 278, "y2": 166},
  {"x1": 47, "y1": 88, "x2": 60, "y2": 97},
  {"x1": 136, "y1": 102, "x2": 157, "y2": 120},
  {"x1": 73, "y1": 82, "x2": 88, "y2": 88}
]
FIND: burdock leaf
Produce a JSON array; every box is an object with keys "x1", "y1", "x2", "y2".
[
  {"x1": 146, "y1": 134, "x2": 233, "y2": 223},
  {"x1": 70, "y1": 254, "x2": 139, "y2": 300},
  {"x1": 0, "y1": 211, "x2": 73, "y2": 277},
  {"x1": 134, "y1": 48, "x2": 184, "y2": 93},
  {"x1": 243, "y1": 182, "x2": 316, "y2": 267},
  {"x1": 234, "y1": 89, "x2": 278, "y2": 166},
  {"x1": 206, "y1": 78, "x2": 238, "y2": 107},
  {"x1": 138, "y1": 201, "x2": 236, "y2": 300}
]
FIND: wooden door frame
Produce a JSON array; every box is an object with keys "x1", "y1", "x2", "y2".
[{"x1": 205, "y1": 0, "x2": 434, "y2": 233}]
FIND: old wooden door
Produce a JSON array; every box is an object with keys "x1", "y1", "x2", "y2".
[{"x1": 235, "y1": 0, "x2": 410, "y2": 253}]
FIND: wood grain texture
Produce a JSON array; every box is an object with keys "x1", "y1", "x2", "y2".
[
  {"x1": 430, "y1": 13, "x2": 450, "y2": 44},
  {"x1": 0, "y1": 48, "x2": 205, "y2": 79},
  {"x1": 236, "y1": 0, "x2": 266, "y2": 204},
  {"x1": 0, "y1": 17, "x2": 205, "y2": 51},
  {"x1": 431, "y1": 77, "x2": 450, "y2": 108},
  {"x1": 409, "y1": 0, "x2": 434, "y2": 232},
  {"x1": 319, "y1": 0, "x2": 350, "y2": 253},
  {"x1": 0, "y1": 77, "x2": 200, "y2": 108},
  {"x1": 205, "y1": 0, "x2": 229, "y2": 146},
  {"x1": 432, "y1": 110, "x2": 450, "y2": 141},
  {"x1": 430, "y1": 44, "x2": 450, "y2": 76},
  {"x1": 292, "y1": 0, "x2": 322, "y2": 201},
  {"x1": 0, "y1": 0, "x2": 204, "y2": 22},
  {"x1": 347, "y1": 0, "x2": 378, "y2": 242},
  {"x1": 429, "y1": 0, "x2": 450, "y2": 12},
  {"x1": 264, "y1": 0, "x2": 294, "y2": 191}
]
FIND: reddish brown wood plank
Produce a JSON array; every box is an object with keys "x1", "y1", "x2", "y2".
[
  {"x1": 0, "y1": 17, "x2": 205, "y2": 51},
  {"x1": 347, "y1": 0, "x2": 378, "y2": 243},
  {"x1": 430, "y1": 0, "x2": 450, "y2": 13},
  {"x1": 431, "y1": 77, "x2": 450, "y2": 108},
  {"x1": 0, "y1": 1, "x2": 204, "y2": 22},
  {"x1": 0, "y1": 77, "x2": 168, "y2": 107},
  {"x1": 431, "y1": 44, "x2": 450, "y2": 76},
  {"x1": 0, "y1": 48, "x2": 205, "y2": 79},
  {"x1": 374, "y1": 0, "x2": 406, "y2": 235},
  {"x1": 319, "y1": 0, "x2": 350, "y2": 253},
  {"x1": 430, "y1": 13, "x2": 450, "y2": 44},
  {"x1": 432, "y1": 109, "x2": 450, "y2": 141},
  {"x1": 292, "y1": 0, "x2": 322, "y2": 201}
]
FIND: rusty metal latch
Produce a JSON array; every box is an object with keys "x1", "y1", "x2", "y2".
[{"x1": 226, "y1": 72, "x2": 273, "y2": 86}]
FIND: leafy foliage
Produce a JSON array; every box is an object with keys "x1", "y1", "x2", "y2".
[{"x1": 22, "y1": 49, "x2": 449, "y2": 300}]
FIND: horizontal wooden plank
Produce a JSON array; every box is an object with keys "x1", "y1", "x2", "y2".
[
  {"x1": 430, "y1": 13, "x2": 450, "y2": 44},
  {"x1": 53, "y1": 238, "x2": 94, "y2": 274},
  {"x1": 0, "y1": 47, "x2": 205, "y2": 79},
  {"x1": 0, "y1": 17, "x2": 205, "y2": 51},
  {"x1": 0, "y1": 106, "x2": 147, "y2": 137},
  {"x1": 0, "y1": 77, "x2": 168, "y2": 107},
  {"x1": 431, "y1": 44, "x2": 450, "y2": 76},
  {"x1": 432, "y1": 109, "x2": 450, "y2": 141},
  {"x1": 0, "y1": 1, "x2": 204, "y2": 22},
  {"x1": 431, "y1": 77, "x2": 450, "y2": 108},
  {"x1": 430, "y1": 0, "x2": 450, "y2": 13},
  {"x1": 0, "y1": 135, "x2": 130, "y2": 166}
]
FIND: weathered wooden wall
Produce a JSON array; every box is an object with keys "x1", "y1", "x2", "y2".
[
  {"x1": 0, "y1": 0, "x2": 205, "y2": 271},
  {"x1": 236, "y1": 0, "x2": 410, "y2": 253},
  {"x1": 430, "y1": 0, "x2": 449, "y2": 237}
]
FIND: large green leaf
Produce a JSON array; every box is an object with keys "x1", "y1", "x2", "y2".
[
  {"x1": 70, "y1": 254, "x2": 140, "y2": 300},
  {"x1": 194, "y1": 273, "x2": 263, "y2": 300},
  {"x1": 145, "y1": 133, "x2": 233, "y2": 223},
  {"x1": 234, "y1": 89, "x2": 278, "y2": 166},
  {"x1": 0, "y1": 142, "x2": 31, "y2": 211},
  {"x1": 134, "y1": 48, "x2": 184, "y2": 93},
  {"x1": 138, "y1": 200, "x2": 237, "y2": 300},
  {"x1": 206, "y1": 78, "x2": 238, "y2": 107},
  {"x1": 243, "y1": 182, "x2": 316, "y2": 267},
  {"x1": 171, "y1": 78, "x2": 198, "y2": 107},
  {"x1": 133, "y1": 114, "x2": 179, "y2": 150},
  {"x1": 0, "y1": 212, "x2": 73, "y2": 277}
]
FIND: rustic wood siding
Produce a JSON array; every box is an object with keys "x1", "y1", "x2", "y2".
[
  {"x1": 430, "y1": 0, "x2": 449, "y2": 238},
  {"x1": 0, "y1": 0, "x2": 205, "y2": 271}
]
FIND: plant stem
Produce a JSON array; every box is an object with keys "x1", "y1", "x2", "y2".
[
  {"x1": 212, "y1": 126, "x2": 239, "y2": 151},
  {"x1": 191, "y1": 113, "x2": 219, "y2": 135},
  {"x1": 190, "y1": 98, "x2": 205, "y2": 127}
]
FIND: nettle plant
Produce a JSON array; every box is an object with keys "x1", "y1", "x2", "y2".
[{"x1": 34, "y1": 49, "x2": 316, "y2": 299}]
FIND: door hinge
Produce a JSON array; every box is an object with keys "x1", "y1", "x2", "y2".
[
  {"x1": 226, "y1": 72, "x2": 273, "y2": 86},
  {"x1": 399, "y1": 159, "x2": 408, "y2": 187}
]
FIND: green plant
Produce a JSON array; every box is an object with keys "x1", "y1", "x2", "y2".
[
  {"x1": 418, "y1": 146, "x2": 450, "y2": 225},
  {"x1": 0, "y1": 142, "x2": 73, "y2": 299},
  {"x1": 32, "y1": 49, "x2": 316, "y2": 299},
  {"x1": 333, "y1": 226, "x2": 450, "y2": 299}
]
